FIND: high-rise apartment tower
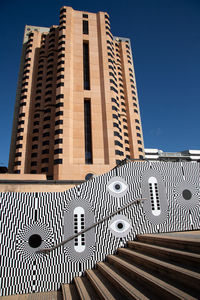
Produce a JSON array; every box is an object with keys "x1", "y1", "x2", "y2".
[{"x1": 9, "y1": 6, "x2": 144, "y2": 180}]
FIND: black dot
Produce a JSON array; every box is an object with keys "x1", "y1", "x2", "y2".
[
  {"x1": 182, "y1": 189, "x2": 192, "y2": 200},
  {"x1": 28, "y1": 234, "x2": 42, "y2": 248},
  {"x1": 115, "y1": 184, "x2": 121, "y2": 190},
  {"x1": 117, "y1": 222, "x2": 124, "y2": 229}
]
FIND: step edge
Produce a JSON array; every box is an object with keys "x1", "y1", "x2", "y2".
[
  {"x1": 117, "y1": 248, "x2": 200, "y2": 279},
  {"x1": 97, "y1": 262, "x2": 149, "y2": 300},
  {"x1": 107, "y1": 255, "x2": 197, "y2": 300},
  {"x1": 86, "y1": 269, "x2": 116, "y2": 300},
  {"x1": 127, "y1": 241, "x2": 200, "y2": 258}
]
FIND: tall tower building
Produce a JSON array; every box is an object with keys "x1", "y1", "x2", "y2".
[{"x1": 9, "y1": 6, "x2": 144, "y2": 180}]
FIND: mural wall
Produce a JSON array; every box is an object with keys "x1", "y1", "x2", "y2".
[{"x1": 1, "y1": 161, "x2": 200, "y2": 296}]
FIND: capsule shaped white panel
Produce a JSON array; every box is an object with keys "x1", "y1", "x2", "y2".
[
  {"x1": 73, "y1": 207, "x2": 85, "y2": 253},
  {"x1": 64, "y1": 197, "x2": 95, "y2": 262},
  {"x1": 148, "y1": 177, "x2": 161, "y2": 216},
  {"x1": 141, "y1": 169, "x2": 168, "y2": 225}
]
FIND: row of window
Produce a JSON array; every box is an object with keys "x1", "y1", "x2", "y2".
[{"x1": 30, "y1": 158, "x2": 63, "y2": 165}]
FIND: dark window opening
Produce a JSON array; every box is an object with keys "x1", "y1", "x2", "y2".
[
  {"x1": 83, "y1": 42, "x2": 90, "y2": 90},
  {"x1": 54, "y1": 148, "x2": 63, "y2": 154},
  {"x1": 83, "y1": 20, "x2": 89, "y2": 34},
  {"x1": 54, "y1": 159, "x2": 63, "y2": 165},
  {"x1": 84, "y1": 99, "x2": 92, "y2": 164}
]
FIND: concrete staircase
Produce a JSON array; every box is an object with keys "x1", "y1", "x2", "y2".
[{"x1": 3, "y1": 233, "x2": 200, "y2": 300}]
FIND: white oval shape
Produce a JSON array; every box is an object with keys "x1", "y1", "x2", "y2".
[
  {"x1": 110, "y1": 219, "x2": 131, "y2": 233},
  {"x1": 73, "y1": 206, "x2": 85, "y2": 253},
  {"x1": 148, "y1": 177, "x2": 161, "y2": 216},
  {"x1": 108, "y1": 181, "x2": 128, "y2": 194}
]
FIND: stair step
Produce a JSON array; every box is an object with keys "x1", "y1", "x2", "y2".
[
  {"x1": 127, "y1": 241, "x2": 200, "y2": 271},
  {"x1": 118, "y1": 247, "x2": 200, "y2": 293},
  {"x1": 137, "y1": 234, "x2": 200, "y2": 253},
  {"x1": 86, "y1": 269, "x2": 123, "y2": 300},
  {"x1": 107, "y1": 254, "x2": 197, "y2": 300},
  {"x1": 62, "y1": 283, "x2": 79, "y2": 300},
  {"x1": 74, "y1": 276, "x2": 101, "y2": 300},
  {"x1": 97, "y1": 261, "x2": 149, "y2": 300}
]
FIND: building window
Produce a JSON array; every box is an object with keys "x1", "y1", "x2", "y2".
[
  {"x1": 55, "y1": 138, "x2": 63, "y2": 144},
  {"x1": 57, "y1": 82, "x2": 64, "y2": 88},
  {"x1": 114, "y1": 141, "x2": 123, "y2": 148},
  {"x1": 83, "y1": 20, "x2": 89, "y2": 34},
  {"x1": 55, "y1": 111, "x2": 63, "y2": 117},
  {"x1": 43, "y1": 124, "x2": 50, "y2": 129},
  {"x1": 83, "y1": 41, "x2": 90, "y2": 90},
  {"x1": 84, "y1": 99, "x2": 92, "y2": 164},
  {"x1": 33, "y1": 121, "x2": 39, "y2": 126},
  {"x1": 33, "y1": 129, "x2": 39, "y2": 133},
  {"x1": 42, "y1": 149, "x2": 49, "y2": 154},
  {"x1": 55, "y1": 120, "x2": 63, "y2": 126},
  {"x1": 18, "y1": 120, "x2": 24, "y2": 125},
  {"x1": 115, "y1": 150, "x2": 124, "y2": 156},
  {"x1": 60, "y1": 8, "x2": 66, "y2": 14},
  {"x1": 138, "y1": 147, "x2": 143, "y2": 152},
  {"x1": 54, "y1": 148, "x2": 63, "y2": 154},
  {"x1": 16, "y1": 136, "x2": 23, "y2": 141},
  {"x1": 57, "y1": 75, "x2": 64, "y2": 80},
  {"x1": 55, "y1": 129, "x2": 63, "y2": 135},
  {"x1": 54, "y1": 159, "x2": 63, "y2": 164},
  {"x1": 15, "y1": 152, "x2": 22, "y2": 157},
  {"x1": 31, "y1": 161, "x2": 37, "y2": 166},
  {"x1": 59, "y1": 26, "x2": 66, "y2": 31},
  {"x1": 56, "y1": 94, "x2": 64, "y2": 100},
  {"x1": 41, "y1": 167, "x2": 48, "y2": 172},
  {"x1": 56, "y1": 102, "x2": 64, "y2": 108},
  {"x1": 44, "y1": 116, "x2": 51, "y2": 121},
  {"x1": 30, "y1": 170, "x2": 37, "y2": 174},
  {"x1": 14, "y1": 170, "x2": 20, "y2": 174},
  {"x1": 83, "y1": 14, "x2": 88, "y2": 18},
  {"x1": 43, "y1": 132, "x2": 50, "y2": 137},
  {"x1": 42, "y1": 158, "x2": 49, "y2": 163}
]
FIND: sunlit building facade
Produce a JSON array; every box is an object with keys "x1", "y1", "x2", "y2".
[{"x1": 9, "y1": 6, "x2": 144, "y2": 180}]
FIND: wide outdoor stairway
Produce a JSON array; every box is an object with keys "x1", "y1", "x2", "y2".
[{"x1": 3, "y1": 232, "x2": 200, "y2": 300}]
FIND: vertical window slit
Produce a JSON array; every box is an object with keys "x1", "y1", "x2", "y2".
[
  {"x1": 84, "y1": 99, "x2": 92, "y2": 164},
  {"x1": 83, "y1": 20, "x2": 89, "y2": 34},
  {"x1": 83, "y1": 41, "x2": 90, "y2": 90}
]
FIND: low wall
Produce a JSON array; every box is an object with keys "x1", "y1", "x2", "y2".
[{"x1": 1, "y1": 161, "x2": 200, "y2": 296}]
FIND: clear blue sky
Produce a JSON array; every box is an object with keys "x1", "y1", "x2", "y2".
[{"x1": 0, "y1": 0, "x2": 200, "y2": 166}]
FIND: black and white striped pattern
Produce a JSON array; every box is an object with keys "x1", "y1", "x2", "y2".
[{"x1": 1, "y1": 161, "x2": 199, "y2": 296}]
